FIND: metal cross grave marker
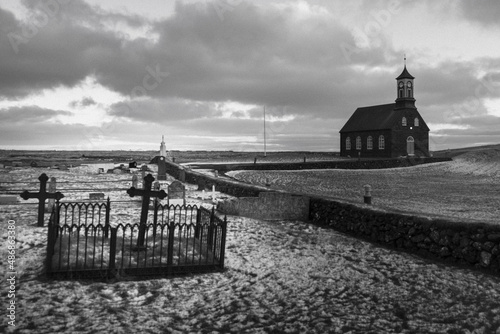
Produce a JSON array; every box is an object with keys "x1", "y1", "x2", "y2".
[
  {"x1": 126, "y1": 173, "x2": 167, "y2": 248},
  {"x1": 20, "y1": 173, "x2": 64, "y2": 227}
]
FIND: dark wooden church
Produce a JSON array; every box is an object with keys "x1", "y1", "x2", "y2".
[{"x1": 340, "y1": 64, "x2": 430, "y2": 158}]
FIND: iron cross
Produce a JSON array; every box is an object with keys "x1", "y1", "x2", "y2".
[
  {"x1": 20, "y1": 173, "x2": 64, "y2": 227},
  {"x1": 127, "y1": 173, "x2": 167, "y2": 247}
]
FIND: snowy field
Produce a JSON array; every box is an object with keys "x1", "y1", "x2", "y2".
[
  {"x1": 1, "y1": 161, "x2": 500, "y2": 333},
  {"x1": 229, "y1": 151, "x2": 500, "y2": 223}
]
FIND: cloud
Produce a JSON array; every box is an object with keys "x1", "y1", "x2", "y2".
[
  {"x1": 459, "y1": 0, "x2": 500, "y2": 26},
  {"x1": 69, "y1": 96, "x2": 97, "y2": 108},
  {"x1": 0, "y1": 105, "x2": 71, "y2": 123}
]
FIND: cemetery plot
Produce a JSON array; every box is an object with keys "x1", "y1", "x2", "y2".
[{"x1": 47, "y1": 204, "x2": 227, "y2": 280}]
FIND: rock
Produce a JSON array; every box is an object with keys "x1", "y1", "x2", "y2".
[
  {"x1": 411, "y1": 234, "x2": 425, "y2": 243},
  {"x1": 430, "y1": 230, "x2": 440, "y2": 243},
  {"x1": 487, "y1": 233, "x2": 500, "y2": 242},
  {"x1": 439, "y1": 247, "x2": 451, "y2": 257},
  {"x1": 480, "y1": 251, "x2": 492, "y2": 267}
]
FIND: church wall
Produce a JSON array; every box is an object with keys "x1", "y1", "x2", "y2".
[{"x1": 340, "y1": 130, "x2": 392, "y2": 158}]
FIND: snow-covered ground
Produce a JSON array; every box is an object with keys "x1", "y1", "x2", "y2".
[{"x1": 1, "y1": 165, "x2": 500, "y2": 333}]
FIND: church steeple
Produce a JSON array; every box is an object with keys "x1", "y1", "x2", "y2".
[
  {"x1": 159, "y1": 135, "x2": 167, "y2": 157},
  {"x1": 395, "y1": 57, "x2": 416, "y2": 109}
]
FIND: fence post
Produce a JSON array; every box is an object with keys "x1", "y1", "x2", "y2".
[
  {"x1": 45, "y1": 217, "x2": 55, "y2": 276},
  {"x1": 208, "y1": 207, "x2": 215, "y2": 249},
  {"x1": 108, "y1": 227, "x2": 117, "y2": 278},
  {"x1": 219, "y1": 215, "x2": 227, "y2": 269},
  {"x1": 104, "y1": 197, "x2": 111, "y2": 239},
  {"x1": 195, "y1": 208, "x2": 201, "y2": 239},
  {"x1": 363, "y1": 185, "x2": 372, "y2": 205},
  {"x1": 167, "y1": 222, "x2": 175, "y2": 266}
]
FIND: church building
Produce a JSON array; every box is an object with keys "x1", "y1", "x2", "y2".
[{"x1": 339, "y1": 63, "x2": 430, "y2": 158}]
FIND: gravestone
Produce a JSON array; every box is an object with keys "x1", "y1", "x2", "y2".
[
  {"x1": 157, "y1": 156, "x2": 167, "y2": 181},
  {"x1": 89, "y1": 193, "x2": 105, "y2": 200},
  {"x1": 132, "y1": 174, "x2": 138, "y2": 188},
  {"x1": 179, "y1": 169, "x2": 186, "y2": 182},
  {"x1": 197, "y1": 178, "x2": 206, "y2": 191},
  {"x1": 168, "y1": 181, "x2": 185, "y2": 206},
  {"x1": 46, "y1": 177, "x2": 57, "y2": 211}
]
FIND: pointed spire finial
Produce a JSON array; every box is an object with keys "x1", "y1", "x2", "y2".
[{"x1": 404, "y1": 54, "x2": 406, "y2": 66}]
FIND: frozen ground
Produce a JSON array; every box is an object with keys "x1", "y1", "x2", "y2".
[{"x1": 1, "y1": 161, "x2": 500, "y2": 333}]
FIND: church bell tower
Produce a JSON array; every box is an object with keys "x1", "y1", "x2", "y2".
[{"x1": 395, "y1": 57, "x2": 416, "y2": 109}]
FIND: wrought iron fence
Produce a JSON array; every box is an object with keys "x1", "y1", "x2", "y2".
[{"x1": 46, "y1": 203, "x2": 227, "y2": 280}]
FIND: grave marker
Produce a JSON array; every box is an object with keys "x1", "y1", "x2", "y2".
[
  {"x1": 179, "y1": 169, "x2": 186, "y2": 182},
  {"x1": 46, "y1": 177, "x2": 57, "y2": 211},
  {"x1": 168, "y1": 180, "x2": 186, "y2": 206},
  {"x1": 89, "y1": 193, "x2": 105, "y2": 201},
  {"x1": 20, "y1": 173, "x2": 64, "y2": 227},
  {"x1": 127, "y1": 174, "x2": 167, "y2": 247},
  {"x1": 132, "y1": 174, "x2": 138, "y2": 188}
]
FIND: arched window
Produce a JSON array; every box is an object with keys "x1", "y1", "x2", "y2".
[
  {"x1": 378, "y1": 135, "x2": 385, "y2": 150},
  {"x1": 346, "y1": 137, "x2": 351, "y2": 150},
  {"x1": 399, "y1": 89, "x2": 403, "y2": 98},
  {"x1": 356, "y1": 136, "x2": 361, "y2": 150},
  {"x1": 367, "y1": 136, "x2": 373, "y2": 150},
  {"x1": 402, "y1": 117, "x2": 407, "y2": 126},
  {"x1": 407, "y1": 89, "x2": 412, "y2": 98},
  {"x1": 414, "y1": 117, "x2": 419, "y2": 126}
]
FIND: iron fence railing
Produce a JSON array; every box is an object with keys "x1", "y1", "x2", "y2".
[{"x1": 46, "y1": 203, "x2": 227, "y2": 280}]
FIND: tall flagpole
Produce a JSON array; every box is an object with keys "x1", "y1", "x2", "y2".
[{"x1": 263, "y1": 105, "x2": 267, "y2": 157}]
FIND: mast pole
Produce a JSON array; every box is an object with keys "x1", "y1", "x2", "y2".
[{"x1": 263, "y1": 105, "x2": 267, "y2": 157}]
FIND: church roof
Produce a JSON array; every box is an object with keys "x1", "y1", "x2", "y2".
[
  {"x1": 340, "y1": 103, "x2": 397, "y2": 133},
  {"x1": 396, "y1": 66, "x2": 414, "y2": 80}
]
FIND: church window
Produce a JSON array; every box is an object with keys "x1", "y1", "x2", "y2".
[
  {"x1": 346, "y1": 137, "x2": 351, "y2": 150},
  {"x1": 356, "y1": 136, "x2": 361, "y2": 150},
  {"x1": 414, "y1": 117, "x2": 419, "y2": 126},
  {"x1": 399, "y1": 89, "x2": 403, "y2": 98},
  {"x1": 408, "y1": 89, "x2": 412, "y2": 98},
  {"x1": 402, "y1": 117, "x2": 407, "y2": 126},
  {"x1": 367, "y1": 136, "x2": 373, "y2": 150},
  {"x1": 378, "y1": 135, "x2": 385, "y2": 149}
]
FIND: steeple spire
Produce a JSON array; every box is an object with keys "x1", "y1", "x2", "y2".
[{"x1": 395, "y1": 59, "x2": 416, "y2": 109}]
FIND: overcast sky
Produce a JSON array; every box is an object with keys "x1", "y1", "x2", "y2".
[{"x1": 0, "y1": 0, "x2": 499, "y2": 152}]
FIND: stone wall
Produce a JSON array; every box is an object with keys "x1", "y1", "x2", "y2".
[
  {"x1": 309, "y1": 196, "x2": 500, "y2": 272},
  {"x1": 163, "y1": 160, "x2": 267, "y2": 198},
  {"x1": 218, "y1": 192, "x2": 310, "y2": 221},
  {"x1": 163, "y1": 158, "x2": 500, "y2": 274},
  {"x1": 188, "y1": 157, "x2": 451, "y2": 173}
]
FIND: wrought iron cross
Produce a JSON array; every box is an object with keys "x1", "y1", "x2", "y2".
[
  {"x1": 20, "y1": 173, "x2": 64, "y2": 227},
  {"x1": 127, "y1": 173, "x2": 167, "y2": 247}
]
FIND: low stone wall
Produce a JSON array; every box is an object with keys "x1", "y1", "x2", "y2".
[
  {"x1": 188, "y1": 157, "x2": 452, "y2": 173},
  {"x1": 164, "y1": 158, "x2": 500, "y2": 274},
  {"x1": 309, "y1": 197, "x2": 500, "y2": 272},
  {"x1": 218, "y1": 192, "x2": 310, "y2": 221},
  {"x1": 164, "y1": 160, "x2": 267, "y2": 198}
]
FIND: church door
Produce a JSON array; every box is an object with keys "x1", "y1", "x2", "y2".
[{"x1": 407, "y1": 136, "x2": 415, "y2": 156}]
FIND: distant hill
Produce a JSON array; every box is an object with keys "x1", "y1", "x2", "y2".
[
  {"x1": 432, "y1": 144, "x2": 500, "y2": 159},
  {"x1": 433, "y1": 144, "x2": 500, "y2": 177}
]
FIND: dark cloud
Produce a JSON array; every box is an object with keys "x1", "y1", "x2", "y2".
[
  {"x1": 69, "y1": 96, "x2": 97, "y2": 108},
  {"x1": 0, "y1": 105, "x2": 71, "y2": 123},
  {"x1": 459, "y1": 0, "x2": 500, "y2": 26}
]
